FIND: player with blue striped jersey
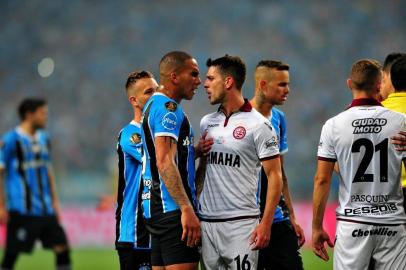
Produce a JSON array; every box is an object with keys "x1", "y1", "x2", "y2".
[
  {"x1": 141, "y1": 51, "x2": 202, "y2": 270},
  {"x1": 251, "y1": 60, "x2": 304, "y2": 270},
  {"x1": 0, "y1": 98, "x2": 71, "y2": 270},
  {"x1": 115, "y1": 70, "x2": 158, "y2": 270}
]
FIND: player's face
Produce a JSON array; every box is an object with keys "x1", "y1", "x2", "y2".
[
  {"x1": 380, "y1": 71, "x2": 393, "y2": 101},
  {"x1": 176, "y1": 58, "x2": 201, "y2": 100},
  {"x1": 131, "y1": 77, "x2": 158, "y2": 109},
  {"x1": 264, "y1": 70, "x2": 290, "y2": 105},
  {"x1": 30, "y1": 105, "x2": 48, "y2": 129},
  {"x1": 204, "y1": 66, "x2": 226, "y2": 105}
]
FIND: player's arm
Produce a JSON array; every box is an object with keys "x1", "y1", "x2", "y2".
[
  {"x1": 195, "y1": 131, "x2": 213, "y2": 197},
  {"x1": 48, "y1": 165, "x2": 62, "y2": 219},
  {"x1": 391, "y1": 131, "x2": 406, "y2": 151},
  {"x1": 155, "y1": 136, "x2": 200, "y2": 247},
  {"x1": 280, "y1": 155, "x2": 305, "y2": 247},
  {"x1": 0, "y1": 167, "x2": 7, "y2": 224},
  {"x1": 312, "y1": 159, "x2": 335, "y2": 261},
  {"x1": 251, "y1": 156, "x2": 282, "y2": 250}
]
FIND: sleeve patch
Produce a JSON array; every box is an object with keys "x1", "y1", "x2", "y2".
[
  {"x1": 161, "y1": 112, "x2": 178, "y2": 130},
  {"x1": 165, "y1": 101, "x2": 177, "y2": 112}
]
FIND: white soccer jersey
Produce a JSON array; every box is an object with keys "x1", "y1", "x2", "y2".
[
  {"x1": 318, "y1": 99, "x2": 406, "y2": 224},
  {"x1": 198, "y1": 100, "x2": 280, "y2": 220}
]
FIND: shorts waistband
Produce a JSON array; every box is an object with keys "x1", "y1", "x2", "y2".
[
  {"x1": 337, "y1": 218, "x2": 406, "y2": 227},
  {"x1": 199, "y1": 215, "x2": 260, "y2": 223}
]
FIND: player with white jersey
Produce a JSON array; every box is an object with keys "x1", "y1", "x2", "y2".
[
  {"x1": 197, "y1": 55, "x2": 283, "y2": 270},
  {"x1": 312, "y1": 59, "x2": 406, "y2": 270}
]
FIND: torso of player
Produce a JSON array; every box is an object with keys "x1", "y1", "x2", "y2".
[
  {"x1": 319, "y1": 105, "x2": 406, "y2": 224},
  {"x1": 199, "y1": 108, "x2": 279, "y2": 220}
]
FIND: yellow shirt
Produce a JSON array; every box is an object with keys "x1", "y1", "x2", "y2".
[{"x1": 382, "y1": 92, "x2": 406, "y2": 187}]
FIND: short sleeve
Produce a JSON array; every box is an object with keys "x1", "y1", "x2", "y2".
[
  {"x1": 152, "y1": 101, "x2": 184, "y2": 141},
  {"x1": 278, "y1": 112, "x2": 288, "y2": 154},
  {"x1": 0, "y1": 133, "x2": 15, "y2": 169},
  {"x1": 254, "y1": 122, "x2": 280, "y2": 159},
  {"x1": 317, "y1": 120, "x2": 337, "y2": 162},
  {"x1": 121, "y1": 131, "x2": 143, "y2": 163}
]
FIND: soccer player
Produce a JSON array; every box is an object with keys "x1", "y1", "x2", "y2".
[
  {"x1": 381, "y1": 54, "x2": 406, "y2": 212},
  {"x1": 250, "y1": 60, "x2": 304, "y2": 270},
  {"x1": 313, "y1": 59, "x2": 406, "y2": 269},
  {"x1": 141, "y1": 51, "x2": 201, "y2": 270},
  {"x1": 198, "y1": 55, "x2": 283, "y2": 270},
  {"x1": 115, "y1": 70, "x2": 158, "y2": 270},
  {"x1": 379, "y1": 52, "x2": 406, "y2": 101},
  {"x1": 0, "y1": 98, "x2": 71, "y2": 270}
]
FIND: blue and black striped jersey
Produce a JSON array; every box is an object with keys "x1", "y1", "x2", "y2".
[
  {"x1": 0, "y1": 127, "x2": 54, "y2": 216},
  {"x1": 141, "y1": 93, "x2": 197, "y2": 220},
  {"x1": 115, "y1": 121, "x2": 150, "y2": 250},
  {"x1": 259, "y1": 108, "x2": 290, "y2": 223}
]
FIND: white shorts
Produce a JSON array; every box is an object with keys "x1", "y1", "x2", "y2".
[
  {"x1": 334, "y1": 220, "x2": 406, "y2": 270},
  {"x1": 201, "y1": 218, "x2": 259, "y2": 270}
]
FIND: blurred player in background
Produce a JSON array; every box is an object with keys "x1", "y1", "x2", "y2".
[
  {"x1": 313, "y1": 59, "x2": 406, "y2": 269},
  {"x1": 250, "y1": 60, "x2": 304, "y2": 270},
  {"x1": 0, "y1": 98, "x2": 71, "y2": 270},
  {"x1": 141, "y1": 51, "x2": 202, "y2": 270},
  {"x1": 381, "y1": 54, "x2": 406, "y2": 212},
  {"x1": 198, "y1": 55, "x2": 282, "y2": 270},
  {"x1": 115, "y1": 70, "x2": 158, "y2": 270}
]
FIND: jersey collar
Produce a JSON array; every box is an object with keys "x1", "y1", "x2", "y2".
[
  {"x1": 347, "y1": 98, "x2": 382, "y2": 109},
  {"x1": 217, "y1": 98, "x2": 252, "y2": 113}
]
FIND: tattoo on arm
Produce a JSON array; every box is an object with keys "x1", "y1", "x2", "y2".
[{"x1": 195, "y1": 158, "x2": 207, "y2": 197}]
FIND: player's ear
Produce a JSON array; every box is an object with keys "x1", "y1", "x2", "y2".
[
  {"x1": 224, "y1": 76, "x2": 233, "y2": 90},
  {"x1": 259, "y1": 80, "x2": 267, "y2": 91},
  {"x1": 346, "y1": 79, "x2": 352, "y2": 91},
  {"x1": 170, "y1": 72, "x2": 178, "y2": 84},
  {"x1": 128, "y1": 96, "x2": 138, "y2": 108}
]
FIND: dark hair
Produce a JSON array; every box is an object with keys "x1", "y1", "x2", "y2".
[
  {"x1": 390, "y1": 55, "x2": 406, "y2": 91},
  {"x1": 206, "y1": 55, "x2": 246, "y2": 90},
  {"x1": 256, "y1": 60, "x2": 289, "y2": 71},
  {"x1": 350, "y1": 59, "x2": 382, "y2": 92},
  {"x1": 18, "y1": 98, "x2": 47, "y2": 120},
  {"x1": 159, "y1": 51, "x2": 193, "y2": 73},
  {"x1": 125, "y1": 70, "x2": 154, "y2": 90},
  {"x1": 383, "y1": 52, "x2": 406, "y2": 72}
]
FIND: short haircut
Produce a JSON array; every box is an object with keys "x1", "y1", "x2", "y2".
[
  {"x1": 125, "y1": 70, "x2": 154, "y2": 91},
  {"x1": 159, "y1": 51, "x2": 193, "y2": 74},
  {"x1": 349, "y1": 59, "x2": 382, "y2": 92},
  {"x1": 390, "y1": 55, "x2": 406, "y2": 91},
  {"x1": 206, "y1": 55, "x2": 246, "y2": 90},
  {"x1": 383, "y1": 52, "x2": 406, "y2": 72},
  {"x1": 256, "y1": 60, "x2": 290, "y2": 71},
  {"x1": 18, "y1": 98, "x2": 47, "y2": 120}
]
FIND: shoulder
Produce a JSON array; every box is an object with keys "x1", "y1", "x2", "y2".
[
  {"x1": 201, "y1": 112, "x2": 219, "y2": 123},
  {"x1": 2, "y1": 129, "x2": 18, "y2": 144},
  {"x1": 271, "y1": 107, "x2": 285, "y2": 119},
  {"x1": 120, "y1": 122, "x2": 142, "y2": 144}
]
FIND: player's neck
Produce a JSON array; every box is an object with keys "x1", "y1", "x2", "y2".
[
  {"x1": 250, "y1": 95, "x2": 273, "y2": 118},
  {"x1": 353, "y1": 91, "x2": 376, "y2": 100},
  {"x1": 159, "y1": 85, "x2": 181, "y2": 103},
  {"x1": 19, "y1": 122, "x2": 36, "y2": 137},
  {"x1": 133, "y1": 108, "x2": 142, "y2": 123},
  {"x1": 221, "y1": 91, "x2": 245, "y2": 116}
]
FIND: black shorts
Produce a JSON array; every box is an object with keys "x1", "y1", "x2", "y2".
[
  {"x1": 145, "y1": 211, "x2": 199, "y2": 266},
  {"x1": 117, "y1": 248, "x2": 151, "y2": 270},
  {"x1": 258, "y1": 220, "x2": 303, "y2": 270},
  {"x1": 5, "y1": 212, "x2": 69, "y2": 254}
]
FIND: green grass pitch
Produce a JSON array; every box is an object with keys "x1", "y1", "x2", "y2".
[{"x1": 0, "y1": 247, "x2": 333, "y2": 269}]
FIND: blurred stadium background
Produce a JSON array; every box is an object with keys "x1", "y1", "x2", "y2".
[{"x1": 1, "y1": 0, "x2": 405, "y2": 269}]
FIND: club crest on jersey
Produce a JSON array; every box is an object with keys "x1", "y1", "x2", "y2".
[
  {"x1": 162, "y1": 112, "x2": 177, "y2": 130},
  {"x1": 130, "y1": 133, "x2": 141, "y2": 144},
  {"x1": 165, "y1": 101, "x2": 177, "y2": 112},
  {"x1": 233, "y1": 126, "x2": 246, "y2": 139}
]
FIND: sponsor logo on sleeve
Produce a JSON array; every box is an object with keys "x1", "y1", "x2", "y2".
[
  {"x1": 162, "y1": 112, "x2": 178, "y2": 130},
  {"x1": 233, "y1": 126, "x2": 246, "y2": 139},
  {"x1": 265, "y1": 136, "x2": 278, "y2": 148},
  {"x1": 165, "y1": 101, "x2": 177, "y2": 112},
  {"x1": 130, "y1": 133, "x2": 142, "y2": 144}
]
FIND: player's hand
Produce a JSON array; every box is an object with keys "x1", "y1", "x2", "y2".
[
  {"x1": 0, "y1": 206, "x2": 8, "y2": 225},
  {"x1": 391, "y1": 131, "x2": 406, "y2": 151},
  {"x1": 195, "y1": 131, "x2": 214, "y2": 158},
  {"x1": 249, "y1": 221, "x2": 271, "y2": 250},
  {"x1": 312, "y1": 228, "x2": 334, "y2": 261},
  {"x1": 97, "y1": 194, "x2": 116, "y2": 211},
  {"x1": 291, "y1": 219, "x2": 306, "y2": 247},
  {"x1": 180, "y1": 205, "x2": 201, "y2": 247}
]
